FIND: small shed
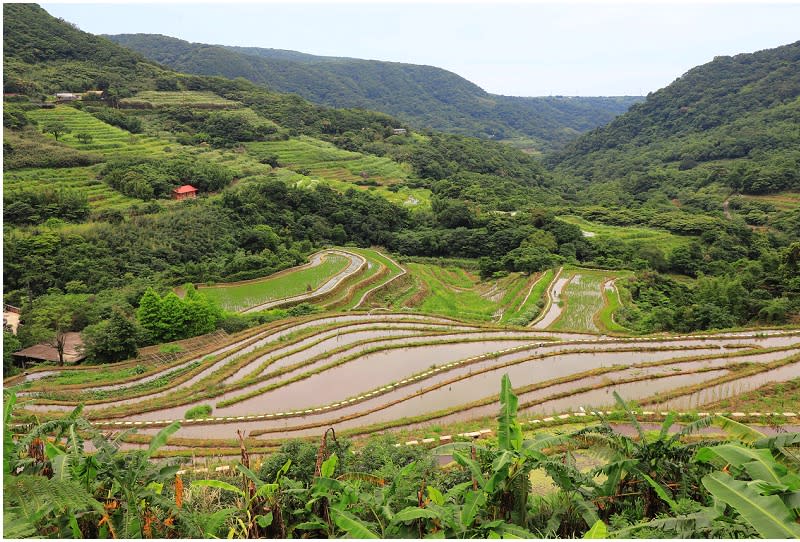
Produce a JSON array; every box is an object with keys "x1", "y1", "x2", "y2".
[
  {"x1": 172, "y1": 184, "x2": 198, "y2": 200},
  {"x1": 55, "y1": 92, "x2": 79, "y2": 102},
  {"x1": 12, "y1": 332, "x2": 86, "y2": 367},
  {"x1": 392, "y1": 128, "x2": 407, "y2": 135}
]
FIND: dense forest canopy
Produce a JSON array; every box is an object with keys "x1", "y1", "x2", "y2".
[{"x1": 551, "y1": 40, "x2": 800, "y2": 196}]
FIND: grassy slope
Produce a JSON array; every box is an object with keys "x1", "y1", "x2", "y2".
[{"x1": 557, "y1": 214, "x2": 692, "y2": 253}]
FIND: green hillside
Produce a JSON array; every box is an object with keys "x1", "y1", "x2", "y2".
[
  {"x1": 552, "y1": 42, "x2": 800, "y2": 196},
  {"x1": 107, "y1": 33, "x2": 642, "y2": 148},
  {"x1": 3, "y1": 3, "x2": 798, "y2": 354}
]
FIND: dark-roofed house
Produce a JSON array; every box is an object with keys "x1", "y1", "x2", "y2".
[
  {"x1": 12, "y1": 332, "x2": 86, "y2": 367},
  {"x1": 172, "y1": 184, "x2": 198, "y2": 200}
]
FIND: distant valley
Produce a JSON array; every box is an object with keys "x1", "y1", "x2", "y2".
[{"x1": 108, "y1": 33, "x2": 642, "y2": 151}]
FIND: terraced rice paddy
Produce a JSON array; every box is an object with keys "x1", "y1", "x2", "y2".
[
  {"x1": 7, "y1": 249, "x2": 797, "y2": 456},
  {"x1": 10, "y1": 312, "x2": 798, "y2": 455},
  {"x1": 245, "y1": 138, "x2": 432, "y2": 208},
  {"x1": 199, "y1": 251, "x2": 357, "y2": 312},
  {"x1": 28, "y1": 107, "x2": 174, "y2": 158},
  {"x1": 120, "y1": 91, "x2": 241, "y2": 108},
  {"x1": 737, "y1": 191, "x2": 800, "y2": 212},
  {"x1": 3, "y1": 165, "x2": 140, "y2": 211}
]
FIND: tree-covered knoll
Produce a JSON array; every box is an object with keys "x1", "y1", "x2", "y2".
[
  {"x1": 551, "y1": 41, "x2": 800, "y2": 196},
  {"x1": 107, "y1": 33, "x2": 641, "y2": 148}
]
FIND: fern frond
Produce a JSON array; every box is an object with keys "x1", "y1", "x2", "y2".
[
  {"x1": 4, "y1": 474, "x2": 104, "y2": 522},
  {"x1": 3, "y1": 510, "x2": 39, "y2": 539}
]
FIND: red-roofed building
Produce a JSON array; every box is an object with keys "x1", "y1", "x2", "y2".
[{"x1": 172, "y1": 184, "x2": 198, "y2": 200}]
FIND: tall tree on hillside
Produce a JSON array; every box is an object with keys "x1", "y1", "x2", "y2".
[{"x1": 21, "y1": 295, "x2": 85, "y2": 366}]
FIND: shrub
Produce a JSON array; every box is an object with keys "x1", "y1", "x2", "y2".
[{"x1": 184, "y1": 404, "x2": 212, "y2": 419}]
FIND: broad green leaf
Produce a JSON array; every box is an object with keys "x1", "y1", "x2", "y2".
[
  {"x1": 321, "y1": 453, "x2": 338, "y2": 479},
  {"x1": 50, "y1": 453, "x2": 71, "y2": 482},
  {"x1": 44, "y1": 441, "x2": 64, "y2": 460},
  {"x1": 255, "y1": 512, "x2": 273, "y2": 528},
  {"x1": 393, "y1": 507, "x2": 440, "y2": 523},
  {"x1": 461, "y1": 489, "x2": 487, "y2": 528},
  {"x1": 236, "y1": 463, "x2": 265, "y2": 488},
  {"x1": 294, "y1": 520, "x2": 328, "y2": 531},
  {"x1": 695, "y1": 445, "x2": 785, "y2": 484},
  {"x1": 485, "y1": 451, "x2": 514, "y2": 494},
  {"x1": 254, "y1": 482, "x2": 279, "y2": 499},
  {"x1": 711, "y1": 416, "x2": 766, "y2": 443},
  {"x1": 146, "y1": 421, "x2": 180, "y2": 458},
  {"x1": 191, "y1": 479, "x2": 245, "y2": 497},
  {"x1": 331, "y1": 508, "x2": 379, "y2": 538},
  {"x1": 702, "y1": 471, "x2": 800, "y2": 538},
  {"x1": 68, "y1": 511, "x2": 81, "y2": 539},
  {"x1": 642, "y1": 473, "x2": 679, "y2": 512},
  {"x1": 312, "y1": 476, "x2": 344, "y2": 495},
  {"x1": 494, "y1": 521, "x2": 536, "y2": 538},
  {"x1": 658, "y1": 412, "x2": 676, "y2": 441},
  {"x1": 754, "y1": 432, "x2": 800, "y2": 450},
  {"x1": 497, "y1": 375, "x2": 522, "y2": 452},
  {"x1": 453, "y1": 450, "x2": 486, "y2": 489},
  {"x1": 203, "y1": 508, "x2": 237, "y2": 538},
  {"x1": 445, "y1": 481, "x2": 473, "y2": 502},
  {"x1": 427, "y1": 486, "x2": 445, "y2": 506},
  {"x1": 157, "y1": 464, "x2": 180, "y2": 480},
  {"x1": 277, "y1": 458, "x2": 291, "y2": 478}
]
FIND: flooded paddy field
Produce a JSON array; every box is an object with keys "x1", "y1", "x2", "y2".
[{"x1": 10, "y1": 311, "x2": 798, "y2": 448}]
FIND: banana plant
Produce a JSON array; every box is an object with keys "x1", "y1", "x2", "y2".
[
  {"x1": 694, "y1": 437, "x2": 800, "y2": 538},
  {"x1": 191, "y1": 457, "x2": 292, "y2": 537}
]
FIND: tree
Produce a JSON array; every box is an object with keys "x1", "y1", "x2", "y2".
[
  {"x1": 75, "y1": 132, "x2": 93, "y2": 144},
  {"x1": 136, "y1": 288, "x2": 164, "y2": 343},
  {"x1": 81, "y1": 310, "x2": 139, "y2": 363},
  {"x1": 21, "y1": 295, "x2": 85, "y2": 366},
  {"x1": 42, "y1": 121, "x2": 70, "y2": 141},
  {"x1": 3, "y1": 332, "x2": 22, "y2": 374}
]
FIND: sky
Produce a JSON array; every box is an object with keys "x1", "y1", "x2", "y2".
[{"x1": 39, "y1": 1, "x2": 800, "y2": 97}]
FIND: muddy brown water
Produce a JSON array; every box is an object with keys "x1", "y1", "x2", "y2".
[
  {"x1": 131, "y1": 368, "x2": 735, "y2": 442},
  {"x1": 127, "y1": 347, "x2": 799, "y2": 441},
  {"x1": 532, "y1": 275, "x2": 570, "y2": 329},
  {"x1": 22, "y1": 329, "x2": 798, "y2": 416},
  {"x1": 657, "y1": 361, "x2": 800, "y2": 410}
]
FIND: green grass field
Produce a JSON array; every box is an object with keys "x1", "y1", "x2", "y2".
[
  {"x1": 120, "y1": 91, "x2": 241, "y2": 107},
  {"x1": 199, "y1": 253, "x2": 350, "y2": 312},
  {"x1": 737, "y1": 191, "x2": 800, "y2": 212},
  {"x1": 557, "y1": 215, "x2": 692, "y2": 252}
]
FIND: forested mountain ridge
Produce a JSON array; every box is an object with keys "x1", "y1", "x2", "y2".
[
  {"x1": 552, "y1": 40, "x2": 800, "y2": 197},
  {"x1": 107, "y1": 33, "x2": 642, "y2": 148}
]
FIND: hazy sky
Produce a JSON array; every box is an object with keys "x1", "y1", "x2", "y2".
[{"x1": 40, "y1": 1, "x2": 800, "y2": 96}]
